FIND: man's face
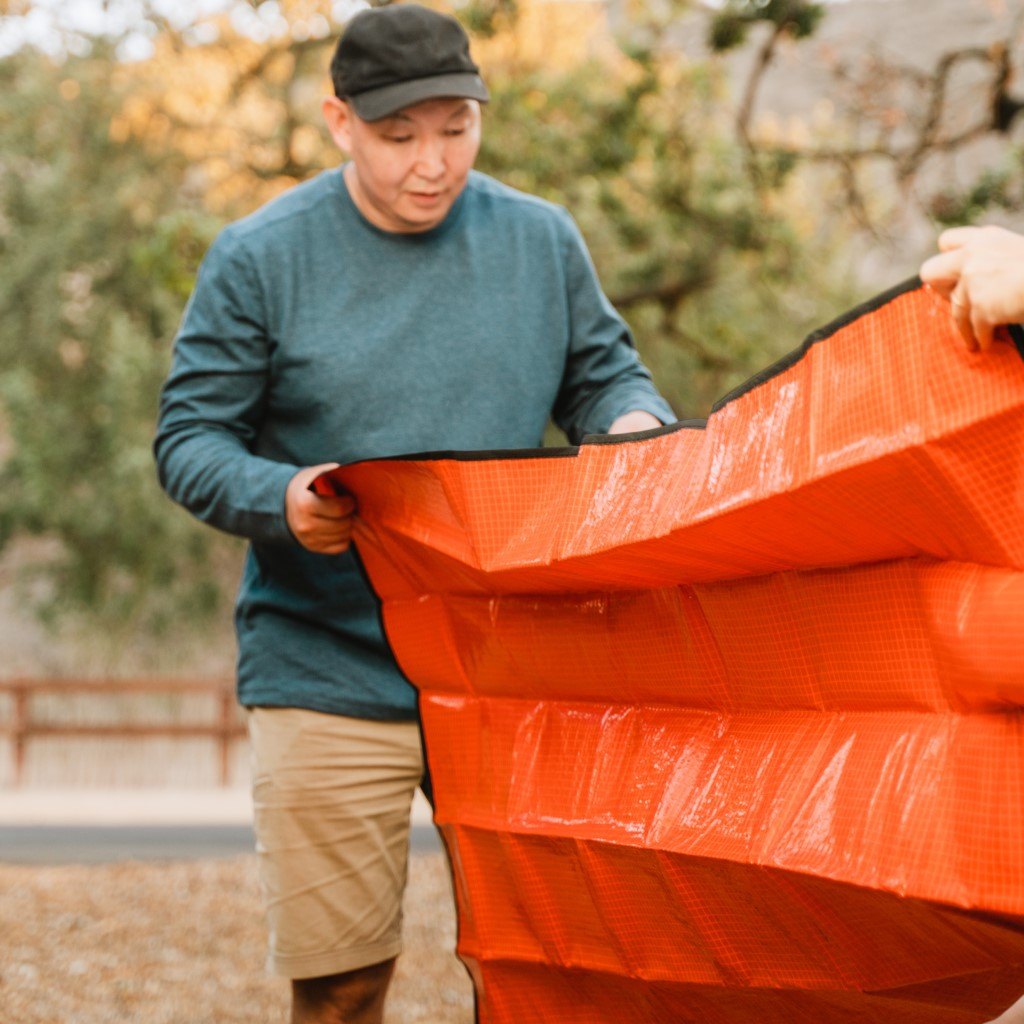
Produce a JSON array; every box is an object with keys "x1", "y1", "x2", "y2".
[{"x1": 324, "y1": 96, "x2": 482, "y2": 234}]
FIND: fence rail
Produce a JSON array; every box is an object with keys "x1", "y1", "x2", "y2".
[{"x1": 0, "y1": 678, "x2": 243, "y2": 787}]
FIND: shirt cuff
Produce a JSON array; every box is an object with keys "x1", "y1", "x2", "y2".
[{"x1": 231, "y1": 460, "x2": 303, "y2": 547}]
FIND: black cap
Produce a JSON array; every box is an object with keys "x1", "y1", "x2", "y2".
[{"x1": 331, "y1": 5, "x2": 489, "y2": 122}]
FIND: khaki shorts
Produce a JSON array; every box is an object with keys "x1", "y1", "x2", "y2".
[{"x1": 247, "y1": 706, "x2": 424, "y2": 980}]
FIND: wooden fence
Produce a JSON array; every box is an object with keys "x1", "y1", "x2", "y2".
[{"x1": 0, "y1": 678, "x2": 244, "y2": 787}]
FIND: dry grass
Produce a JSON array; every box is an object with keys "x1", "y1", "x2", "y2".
[{"x1": 0, "y1": 851, "x2": 474, "y2": 1023}]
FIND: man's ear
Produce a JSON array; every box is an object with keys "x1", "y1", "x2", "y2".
[{"x1": 322, "y1": 95, "x2": 352, "y2": 154}]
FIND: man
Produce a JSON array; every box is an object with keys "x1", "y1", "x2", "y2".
[{"x1": 154, "y1": 5, "x2": 674, "y2": 1022}]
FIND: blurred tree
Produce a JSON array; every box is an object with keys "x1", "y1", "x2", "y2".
[
  {"x1": 127, "y1": 0, "x2": 852, "y2": 412},
  {"x1": 709, "y1": 0, "x2": 825, "y2": 155},
  {"x1": 0, "y1": 0, "x2": 858, "y2": 631},
  {"x1": 0, "y1": 42, "x2": 237, "y2": 632},
  {"x1": 709, "y1": 2, "x2": 1024, "y2": 242},
  {"x1": 21, "y1": 0, "x2": 1015, "y2": 632},
  {"x1": 467, "y1": 1, "x2": 857, "y2": 415},
  {"x1": 474, "y1": 51, "x2": 856, "y2": 416}
]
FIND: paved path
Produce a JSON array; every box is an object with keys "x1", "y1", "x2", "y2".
[
  {"x1": 0, "y1": 823, "x2": 442, "y2": 863},
  {"x1": 0, "y1": 788, "x2": 441, "y2": 864}
]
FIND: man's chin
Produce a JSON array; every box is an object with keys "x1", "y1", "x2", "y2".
[{"x1": 396, "y1": 198, "x2": 454, "y2": 232}]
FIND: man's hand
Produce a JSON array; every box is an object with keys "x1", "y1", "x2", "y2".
[
  {"x1": 285, "y1": 463, "x2": 356, "y2": 554},
  {"x1": 608, "y1": 410, "x2": 663, "y2": 434},
  {"x1": 920, "y1": 224, "x2": 1024, "y2": 352}
]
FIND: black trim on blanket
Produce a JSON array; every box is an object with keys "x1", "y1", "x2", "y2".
[
  {"x1": 374, "y1": 443, "x2": 582, "y2": 463},
  {"x1": 334, "y1": 278, "x2": 1020, "y2": 469},
  {"x1": 709, "y1": 276, "x2": 921, "y2": 413},
  {"x1": 580, "y1": 416, "x2": 708, "y2": 445}
]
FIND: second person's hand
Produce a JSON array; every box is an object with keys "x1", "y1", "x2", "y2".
[{"x1": 920, "y1": 224, "x2": 1024, "y2": 352}]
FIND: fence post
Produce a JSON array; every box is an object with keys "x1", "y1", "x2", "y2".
[
  {"x1": 12, "y1": 686, "x2": 28, "y2": 787},
  {"x1": 1, "y1": 679, "x2": 240, "y2": 788},
  {"x1": 218, "y1": 688, "x2": 235, "y2": 786}
]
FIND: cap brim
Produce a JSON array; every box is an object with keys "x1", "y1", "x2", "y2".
[{"x1": 349, "y1": 72, "x2": 489, "y2": 122}]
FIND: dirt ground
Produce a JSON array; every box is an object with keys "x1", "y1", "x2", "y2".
[{"x1": 0, "y1": 851, "x2": 475, "y2": 1023}]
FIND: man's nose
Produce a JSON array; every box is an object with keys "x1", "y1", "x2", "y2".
[{"x1": 413, "y1": 137, "x2": 445, "y2": 179}]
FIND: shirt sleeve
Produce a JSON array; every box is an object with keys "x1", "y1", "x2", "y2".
[
  {"x1": 153, "y1": 227, "x2": 299, "y2": 546},
  {"x1": 551, "y1": 209, "x2": 676, "y2": 443}
]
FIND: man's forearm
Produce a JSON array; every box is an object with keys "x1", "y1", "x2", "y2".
[{"x1": 154, "y1": 425, "x2": 299, "y2": 545}]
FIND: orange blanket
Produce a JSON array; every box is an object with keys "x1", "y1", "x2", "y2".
[{"x1": 316, "y1": 280, "x2": 1024, "y2": 1022}]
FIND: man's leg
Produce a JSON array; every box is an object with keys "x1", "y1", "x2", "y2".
[
  {"x1": 247, "y1": 707, "x2": 423, "y2": 1024},
  {"x1": 291, "y1": 959, "x2": 396, "y2": 1024}
]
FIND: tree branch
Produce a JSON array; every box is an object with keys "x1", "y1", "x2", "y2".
[
  {"x1": 735, "y1": 20, "x2": 788, "y2": 148},
  {"x1": 609, "y1": 273, "x2": 713, "y2": 312},
  {"x1": 753, "y1": 39, "x2": 1023, "y2": 196},
  {"x1": 229, "y1": 34, "x2": 336, "y2": 101}
]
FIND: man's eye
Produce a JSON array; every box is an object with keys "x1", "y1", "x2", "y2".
[
  {"x1": 445, "y1": 127, "x2": 466, "y2": 137},
  {"x1": 384, "y1": 135, "x2": 412, "y2": 143}
]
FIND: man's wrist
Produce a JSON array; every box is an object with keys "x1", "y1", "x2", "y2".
[{"x1": 608, "y1": 409, "x2": 664, "y2": 435}]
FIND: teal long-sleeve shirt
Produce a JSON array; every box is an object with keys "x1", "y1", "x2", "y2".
[{"x1": 155, "y1": 168, "x2": 675, "y2": 719}]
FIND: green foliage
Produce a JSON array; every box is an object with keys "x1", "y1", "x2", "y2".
[
  {"x1": 928, "y1": 158, "x2": 1024, "y2": 227},
  {"x1": 476, "y1": 50, "x2": 854, "y2": 415},
  {"x1": 0, "y1": 45, "x2": 236, "y2": 632},
  {"x1": 709, "y1": 14, "x2": 748, "y2": 52},
  {"x1": 457, "y1": 0, "x2": 519, "y2": 39},
  {"x1": 4, "y1": 0, "x2": 1022, "y2": 643},
  {"x1": 0, "y1": 4, "x2": 854, "y2": 634},
  {"x1": 710, "y1": 0, "x2": 825, "y2": 53}
]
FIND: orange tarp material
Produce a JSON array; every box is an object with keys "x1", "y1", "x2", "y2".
[{"x1": 314, "y1": 281, "x2": 1024, "y2": 1022}]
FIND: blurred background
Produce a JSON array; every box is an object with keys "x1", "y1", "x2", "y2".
[
  {"x1": 0, "y1": 0, "x2": 1022, "y2": 782},
  {"x1": 1, "y1": 3, "x2": 1022, "y2": 1020}
]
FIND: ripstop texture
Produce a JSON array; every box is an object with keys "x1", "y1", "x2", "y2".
[{"x1": 315, "y1": 281, "x2": 1024, "y2": 1023}]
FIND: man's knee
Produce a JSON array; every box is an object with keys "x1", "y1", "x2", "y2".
[{"x1": 291, "y1": 959, "x2": 396, "y2": 1024}]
